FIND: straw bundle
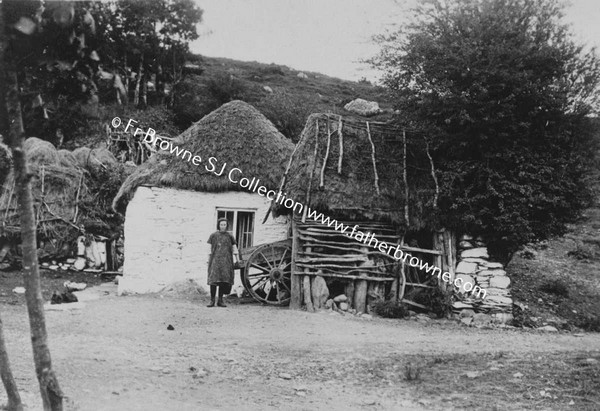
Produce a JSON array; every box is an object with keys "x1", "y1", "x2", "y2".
[
  {"x1": 24, "y1": 137, "x2": 58, "y2": 166},
  {"x1": 57, "y1": 149, "x2": 79, "y2": 168},
  {"x1": 73, "y1": 146, "x2": 117, "y2": 173}
]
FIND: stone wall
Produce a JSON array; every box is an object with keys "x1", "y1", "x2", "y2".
[{"x1": 453, "y1": 234, "x2": 514, "y2": 324}]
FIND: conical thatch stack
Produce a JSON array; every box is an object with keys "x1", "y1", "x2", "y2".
[
  {"x1": 275, "y1": 114, "x2": 438, "y2": 227},
  {"x1": 112, "y1": 100, "x2": 295, "y2": 213}
]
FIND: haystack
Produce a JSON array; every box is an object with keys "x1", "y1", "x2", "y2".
[
  {"x1": 112, "y1": 100, "x2": 295, "y2": 295},
  {"x1": 0, "y1": 138, "x2": 87, "y2": 241}
]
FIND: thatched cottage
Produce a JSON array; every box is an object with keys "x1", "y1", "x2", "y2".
[
  {"x1": 275, "y1": 113, "x2": 511, "y2": 318},
  {"x1": 272, "y1": 113, "x2": 451, "y2": 312},
  {"x1": 112, "y1": 101, "x2": 294, "y2": 294}
]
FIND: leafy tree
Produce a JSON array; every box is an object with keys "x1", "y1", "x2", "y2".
[
  {"x1": 96, "y1": 0, "x2": 203, "y2": 107},
  {"x1": 372, "y1": 0, "x2": 600, "y2": 260}
]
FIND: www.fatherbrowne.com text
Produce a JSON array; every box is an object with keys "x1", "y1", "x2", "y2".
[{"x1": 117, "y1": 117, "x2": 487, "y2": 299}]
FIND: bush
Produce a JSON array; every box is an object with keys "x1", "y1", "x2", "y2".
[
  {"x1": 539, "y1": 278, "x2": 570, "y2": 298},
  {"x1": 567, "y1": 243, "x2": 598, "y2": 261},
  {"x1": 371, "y1": 300, "x2": 409, "y2": 319},
  {"x1": 172, "y1": 73, "x2": 249, "y2": 128},
  {"x1": 410, "y1": 286, "x2": 453, "y2": 318},
  {"x1": 576, "y1": 315, "x2": 600, "y2": 332}
]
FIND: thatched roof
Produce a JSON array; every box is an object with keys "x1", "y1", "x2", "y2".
[
  {"x1": 275, "y1": 113, "x2": 439, "y2": 228},
  {"x1": 112, "y1": 100, "x2": 295, "y2": 213}
]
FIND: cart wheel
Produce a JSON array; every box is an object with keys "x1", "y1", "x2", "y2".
[{"x1": 242, "y1": 242, "x2": 292, "y2": 306}]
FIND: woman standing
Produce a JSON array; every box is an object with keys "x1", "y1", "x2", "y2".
[{"x1": 207, "y1": 218, "x2": 238, "y2": 307}]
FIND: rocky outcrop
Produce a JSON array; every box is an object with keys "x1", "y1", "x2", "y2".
[{"x1": 343, "y1": 98, "x2": 382, "y2": 117}]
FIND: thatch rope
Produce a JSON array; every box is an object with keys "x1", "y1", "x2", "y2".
[{"x1": 365, "y1": 121, "x2": 380, "y2": 195}]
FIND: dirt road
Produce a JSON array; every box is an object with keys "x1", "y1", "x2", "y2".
[{"x1": 1, "y1": 284, "x2": 598, "y2": 410}]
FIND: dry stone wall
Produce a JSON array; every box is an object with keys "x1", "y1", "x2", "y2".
[{"x1": 453, "y1": 234, "x2": 514, "y2": 325}]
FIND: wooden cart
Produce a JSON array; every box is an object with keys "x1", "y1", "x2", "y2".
[{"x1": 237, "y1": 239, "x2": 292, "y2": 306}]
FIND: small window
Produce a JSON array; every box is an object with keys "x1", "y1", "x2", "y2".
[{"x1": 216, "y1": 209, "x2": 255, "y2": 250}]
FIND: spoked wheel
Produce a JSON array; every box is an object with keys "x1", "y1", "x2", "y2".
[{"x1": 242, "y1": 242, "x2": 292, "y2": 306}]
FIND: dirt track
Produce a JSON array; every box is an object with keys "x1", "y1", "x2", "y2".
[{"x1": 1, "y1": 284, "x2": 599, "y2": 410}]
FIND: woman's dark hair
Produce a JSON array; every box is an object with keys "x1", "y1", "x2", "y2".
[{"x1": 217, "y1": 218, "x2": 228, "y2": 228}]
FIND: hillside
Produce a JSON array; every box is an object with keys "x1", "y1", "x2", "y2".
[
  {"x1": 507, "y1": 147, "x2": 600, "y2": 331},
  {"x1": 65, "y1": 55, "x2": 394, "y2": 150}
]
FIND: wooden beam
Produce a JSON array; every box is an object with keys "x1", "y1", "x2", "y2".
[
  {"x1": 303, "y1": 275, "x2": 314, "y2": 312},
  {"x1": 290, "y1": 219, "x2": 302, "y2": 309},
  {"x1": 354, "y1": 279, "x2": 368, "y2": 313},
  {"x1": 293, "y1": 271, "x2": 395, "y2": 282}
]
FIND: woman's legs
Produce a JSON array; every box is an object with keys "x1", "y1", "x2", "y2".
[
  {"x1": 217, "y1": 284, "x2": 227, "y2": 307},
  {"x1": 207, "y1": 285, "x2": 217, "y2": 307}
]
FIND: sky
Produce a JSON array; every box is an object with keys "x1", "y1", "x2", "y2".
[{"x1": 190, "y1": 0, "x2": 600, "y2": 82}]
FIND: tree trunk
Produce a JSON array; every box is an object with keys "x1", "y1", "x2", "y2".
[
  {"x1": 0, "y1": 316, "x2": 23, "y2": 411},
  {"x1": 123, "y1": 53, "x2": 129, "y2": 105},
  {"x1": 0, "y1": 6, "x2": 63, "y2": 410},
  {"x1": 141, "y1": 72, "x2": 147, "y2": 108},
  {"x1": 0, "y1": 6, "x2": 24, "y2": 411},
  {"x1": 133, "y1": 53, "x2": 143, "y2": 107}
]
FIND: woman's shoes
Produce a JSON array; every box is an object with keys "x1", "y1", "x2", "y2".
[
  {"x1": 207, "y1": 300, "x2": 215, "y2": 307},
  {"x1": 217, "y1": 298, "x2": 227, "y2": 307}
]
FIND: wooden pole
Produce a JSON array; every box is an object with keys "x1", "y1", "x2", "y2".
[
  {"x1": 433, "y1": 230, "x2": 445, "y2": 291},
  {"x1": 319, "y1": 116, "x2": 332, "y2": 188},
  {"x1": 365, "y1": 122, "x2": 380, "y2": 195},
  {"x1": 290, "y1": 219, "x2": 302, "y2": 309},
  {"x1": 302, "y1": 242, "x2": 315, "y2": 312},
  {"x1": 402, "y1": 129, "x2": 409, "y2": 225},
  {"x1": 303, "y1": 275, "x2": 314, "y2": 312},
  {"x1": 345, "y1": 281, "x2": 355, "y2": 309},
  {"x1": 354, "y1": 280, "x2": 368, "y2": 314},
  {"x1": 337, "y1": 116, "x2": 343, "y2": 174}
]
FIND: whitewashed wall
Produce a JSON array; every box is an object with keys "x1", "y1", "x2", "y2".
[{"x1": 118, "y1": 186, "x2": 290, "y2": 295}]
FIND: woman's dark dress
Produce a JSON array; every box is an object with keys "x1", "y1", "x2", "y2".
[{"x1": 207, "y1": 231, "x2": 237, "y2": 286}]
